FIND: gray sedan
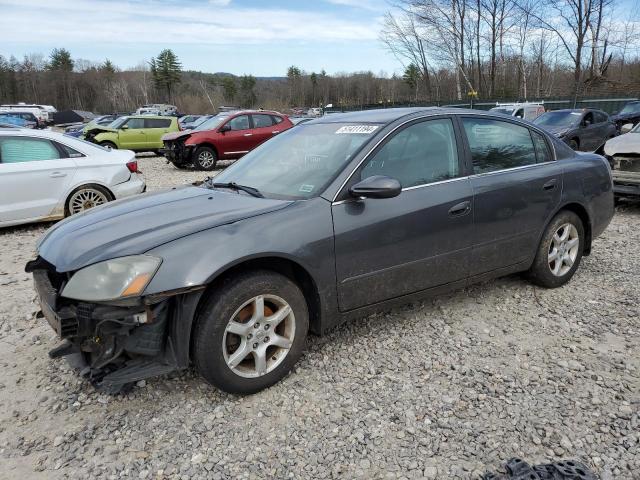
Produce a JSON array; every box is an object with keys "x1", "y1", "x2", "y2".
[
  {"x1": 27, "y1": 107, "x2": 614, "y2": 394},
  {"x1": 533, "y1": 108, "x2": 617, "y2": 151}
]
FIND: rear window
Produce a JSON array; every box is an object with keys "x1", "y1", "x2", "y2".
[
  {"x1": 145, "y1": 118, "x2": 172, "y2": 128},
  {"x1": 252, "y1": 114, "x2": 274, "y2": 128}
]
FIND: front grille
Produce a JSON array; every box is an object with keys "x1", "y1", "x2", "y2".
[{"x1": 613, "y1": 155, "x2": 640, "y2": 173}]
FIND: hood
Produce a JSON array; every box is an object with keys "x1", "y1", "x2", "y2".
[
  {"x1": 162, "y1": 131, "x2": 191, "y2": 142},
  {"x1": 603, "y1": 132, "x2": 640, "y2": 156},
  {"x1": 86, "y1": 126, "x2": 118, "y2": 135},
  {"x1": 37, "y1": 186, "x2": 292, "y2": 272}
]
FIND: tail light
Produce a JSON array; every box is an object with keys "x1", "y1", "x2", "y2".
[{"x1": 126, "y1": 161, "x2": 139, "y2": 173}]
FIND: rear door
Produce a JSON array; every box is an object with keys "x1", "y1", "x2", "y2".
[
  {"x1": 460, "y1": 116, "x2": 563, "y2": 276},
  {"x1": 118, "y1": 117, "x2": 146, "y2": 149},
  {"x1": 217, "y1": 115, "x2": 252, "y2": 157},
  {"x1": 250, "y1": 114, "x2": 278, "y2": 147},
  {"x1": 332, "y1": 117, "x2": 473, "y2": 311},
  {"x1": 0, "y1": 136, "x2": 76, "y2": 223},
  {"x1": 144, "y1": 118, "x2": 173, "y2": 148}
]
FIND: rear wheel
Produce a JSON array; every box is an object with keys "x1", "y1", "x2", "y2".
[
  {"x1": 527, "y1": 211, "x2": 584, "y2": 288},
  {"x1": 194, "y1": 146, "x2": 217, "y2": 171},
  {"x1": 65, "y1": 184, "x2": 112, "y2": 216},
  {"x1": 193, "y1": 270, "x2": 309, "y2": 394}
]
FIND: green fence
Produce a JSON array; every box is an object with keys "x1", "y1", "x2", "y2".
[{"x1": 327, "y1": 94, "x2": 639, "y2": 115}]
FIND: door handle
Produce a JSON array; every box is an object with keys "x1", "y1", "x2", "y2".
[
  {"x1": 448, "y1": 200, "x2": 471, "y2": 217},
  {"x1": 243, "y1": 133, "x2": 253, "y2": 137},
  {"x1": 50, "y1": 172, "x2": 67, "y2": 178},
  {"x1": 272, "y1": 131, "x2": 280, "y2": 134},
  {"x1": 543, "y1": 179, "x2": 557, "y2": 190}
]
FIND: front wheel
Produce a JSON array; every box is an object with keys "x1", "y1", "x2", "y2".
[
  {"x1": 193, "y1": 270, "x2": 309, "y2": 394},
  {"x1": 527, "y1": 211, "x2": 584, "y2": 288},
  {"x1": 194, "y1": 146, "x2": 217, "y2": 171}
]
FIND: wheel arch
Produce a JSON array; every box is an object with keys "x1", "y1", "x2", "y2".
[
  {"x1": 192, "y1": 141, "x2": 219, "y2": 158},
  {"x1": 555, "y1": 202, "x2": 593, "y2": 255},
  {"x1": 189, "y1": 255, "x2": 323, "y2": 359}
]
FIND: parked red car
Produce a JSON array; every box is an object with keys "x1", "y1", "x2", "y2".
[{"x1": 161, "y1": 110, "x2": 293, "y2": 170}]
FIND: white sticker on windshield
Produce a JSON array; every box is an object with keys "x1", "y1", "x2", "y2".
[
  {"x1": 335, "y1": 125, "x2": 379, "y2": 134},
  {"x1": 299, "y1": 184, "x2": 314, "y2": 193}
]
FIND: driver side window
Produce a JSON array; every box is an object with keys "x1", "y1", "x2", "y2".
[
  {"x1": 226, "y1": 115, "x2": 250, "y2": 131},
  {"x1": 360, "y1": 118, "x2": 459, "y2": 189},
  {"x1": 125, "y1": 118, "x2": 144, "y2": 129}
]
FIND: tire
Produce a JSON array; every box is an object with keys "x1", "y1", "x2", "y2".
[
  {"x1": 99, "y1": 141, "x2": 117, "y2": 150},
  {"x1": 193, "y1": 270, "x2": 309, "y2": 394},
  {"x1": 171, "y1": 162, "x2": 189, "y2": 170},
  {"x1": 65, "y1": 184, "x2": 112, "y2": 216},
  {"x1": 568, "y1": 138, "x2": 579, "y2": 150},
  {"x1": 527, "y1": 210, "x2": 585, "y2": 288},
  {"x1": 194, "y1": 146, "x2": 217, "y2": 171}
]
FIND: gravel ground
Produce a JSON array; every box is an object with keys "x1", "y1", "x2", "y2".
[{"x1": 0, "y1": 155, "x2": 638, "y2": 479}]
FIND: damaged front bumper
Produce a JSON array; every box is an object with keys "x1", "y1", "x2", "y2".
[
  {"x1": 611, "y1": 155, "x2": 640, "y2": 197},
  {"x1": 160, "y1": 139, "x2": 195, "y2": 166},
  {"x1": 27, "y1": 258, "x2": 203, "y2": 393}
]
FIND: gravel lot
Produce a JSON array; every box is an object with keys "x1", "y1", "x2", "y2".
[{"x1": 0, "y1": 155, "x2": 638, "y2": 479}]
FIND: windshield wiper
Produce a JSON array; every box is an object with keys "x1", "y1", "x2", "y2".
[{"x1": 210, "y1": 181, "x2": 264, "y2": 198}]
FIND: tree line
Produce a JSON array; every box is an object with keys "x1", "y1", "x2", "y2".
[{"x1": 0, "y1": 0, "x2": 639, "y2": 116}]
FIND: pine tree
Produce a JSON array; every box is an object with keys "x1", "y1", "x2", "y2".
[
  {"x1": 238, "y1": 75, "x2": 256, "y2": 107},
  {"x1": 403, "y1": 63, "x2": 420, "y2": 101},
  {"x1": 221, "y1": 77, "x2": 237, "y2": 103},
  {"x1": 150, "y1": 49, "x2": 182, "y2": 101},
  {"x1": 48, "y1": 48, "x2": 74, "y2": 72}
]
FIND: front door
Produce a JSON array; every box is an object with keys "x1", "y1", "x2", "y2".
[
  {"x1": 459, "y1": 116, "x2": 563, "y2": 276},
  {"x1": 332, "y1": 117, "x2": 473, "y2": 311},
  {"x1": 0, "y1": 136, "x2": 76, "y2": 223},
  {"x1": 118, "y1": 117, "x2": 146, "y2": 149},
  {"x1": 217, "y1": 115, "x2": 252, "y2": 158}
]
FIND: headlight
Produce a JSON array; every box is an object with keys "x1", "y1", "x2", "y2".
[{"x1": 61, "y1": 255, "x2": 161, "y2": 301}]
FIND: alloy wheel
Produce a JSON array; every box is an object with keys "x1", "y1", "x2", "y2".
[
  {"x1": 548, "y1": 223, "x2": 580, "y2": 277},
  {"x1": 198, "y1": 151, "x2": 215, "y2": 168},
  {"x1": 69, "y1": 188, "x2": 108, "y2": 215},
  {"x1": 222, "y1": 294, "x2": 296, "y2": 378}
]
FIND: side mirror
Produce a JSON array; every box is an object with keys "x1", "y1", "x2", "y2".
[
  {"x1": 621, "y1": 123, "x2": 634, "y2": 134},
  {"x1": 219, "y1": 124, "x2": 231, "y2": 133},
  {"x1": 121, "y1": 125, "x2": 129, "y2": 130},
  {"x1": 349, "y1": 175, "x2": 402, "y2": 199}
]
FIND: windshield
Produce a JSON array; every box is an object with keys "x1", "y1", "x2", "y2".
[
  {"x1": 109, "y1": 117, "x2": 128, "y2": 129},
  {"x1": 193, "y1": 115, "x2": 228, "y2": 131},
  {"x1": 533, "y1": 111, "x2": 580, "y2": 128},
  {"x1": 212, "y1": 122, "x2": 380, "y2": 199},
  {"x1": 620, "y1": 103, "x2": 640, "y2": 115}
]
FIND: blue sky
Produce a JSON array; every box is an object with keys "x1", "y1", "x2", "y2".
[{"x1": 0, "y1": 0, "x2": 395, "y2": 76}]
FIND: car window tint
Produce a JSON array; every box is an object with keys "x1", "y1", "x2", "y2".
[
  {"x1": 227, "y1": 115, "x2": 250, "y2": 131},
  {"x1": 531, "y1": 131, "x2": 552, "y2": 163},
  {"x1": 594, "y1": 111, "x2": 608, "y2": 123},
  {"x1": 145, "y1": 118, "x2": 172, "y2": 128},
  {"x1": 0, "y1": 137, "x2": 61, "y2": 163},
  {"x1": 252, "y1": 114, "x2": 274, "y2": 128},
  {"x1": 361, "y1": 119, "x2": 459, "y2": 188},
  {"x1": 583, "y1": 112, "x2": 594, "y2": 125},
  {"x1": 272, "y1": 115, "x2": 284, "y2": 124},
  {"x1": 463, "y1": 118, "x2": 537, "y2": 174},
  {"x1": 125, "y1": 118, "x2": 145, "y2": 129},
  {"x1": 57, "y1": 142, "x2": 85, "y2": 158}
]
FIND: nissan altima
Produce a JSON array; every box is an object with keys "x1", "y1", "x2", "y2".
[{"x1": 27, "y1": 108, "x2": 614, "y2": 394}]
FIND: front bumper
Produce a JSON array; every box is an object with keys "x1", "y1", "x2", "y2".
[
  {"x1": 611, "y1": 158, "x2": 640, "y2": 197},
  {"x1": 161, "y1": 141, "x2": 194, "y2": 164},
  {"x1": 28, "y1": 258, "x2": 203, "y2": 393}
]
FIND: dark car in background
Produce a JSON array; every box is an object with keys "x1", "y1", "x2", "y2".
[
  {"x1": 28, "y1": 107, "x2": 613, "y2": 395},
  {"x1": 161, "y1": 110, "x2": 294, "y2": 170},
  {"x1": 65, "y1": 114, "x2": 121, "y2": 137},
  {"x1": 611, "y1": 101, "x2": 640, "y2": 132},
  {"x1": 181, "y1": 115, "x2": 213, "y2": 131},
  {"x1": 533, "y1": 109, "x2": 616, "y2": 151}
]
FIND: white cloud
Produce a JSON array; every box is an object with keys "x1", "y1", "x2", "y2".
[{"x1": 0, "y1": 0, "x2": 380, "y2": 47}]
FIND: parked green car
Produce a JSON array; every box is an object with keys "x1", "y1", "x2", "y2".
[{"x1": 84, "y1": 115, "x2": 180, "y2": 152}]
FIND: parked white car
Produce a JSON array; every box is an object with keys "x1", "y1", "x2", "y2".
[
  {"x1": 490, "y1": 103, "x2": 545, "y2": 121},
  {"x1": 0, "y1": 128, "x2": 146, "y2": 227}
]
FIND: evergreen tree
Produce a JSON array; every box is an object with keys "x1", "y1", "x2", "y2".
[
  {"x1": 403, "y1": 63, "x2": 420, "y2": 101},
  {"x1": 48, "y1": 48, "x2": 74, "y2": 71},
  {"x1": 238, "y1": 75, "x2": 256, "y2": 107},
  {"x1": 150, "y1": 49, "x2": 182, "y2": 101},
  {"x1": 221, "y1": 77, "x2": 237, "y2": 103}
]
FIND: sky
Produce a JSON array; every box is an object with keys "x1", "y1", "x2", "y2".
[{"x1": 0, "y1": 0, "x2": 398, "y2": 77}]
